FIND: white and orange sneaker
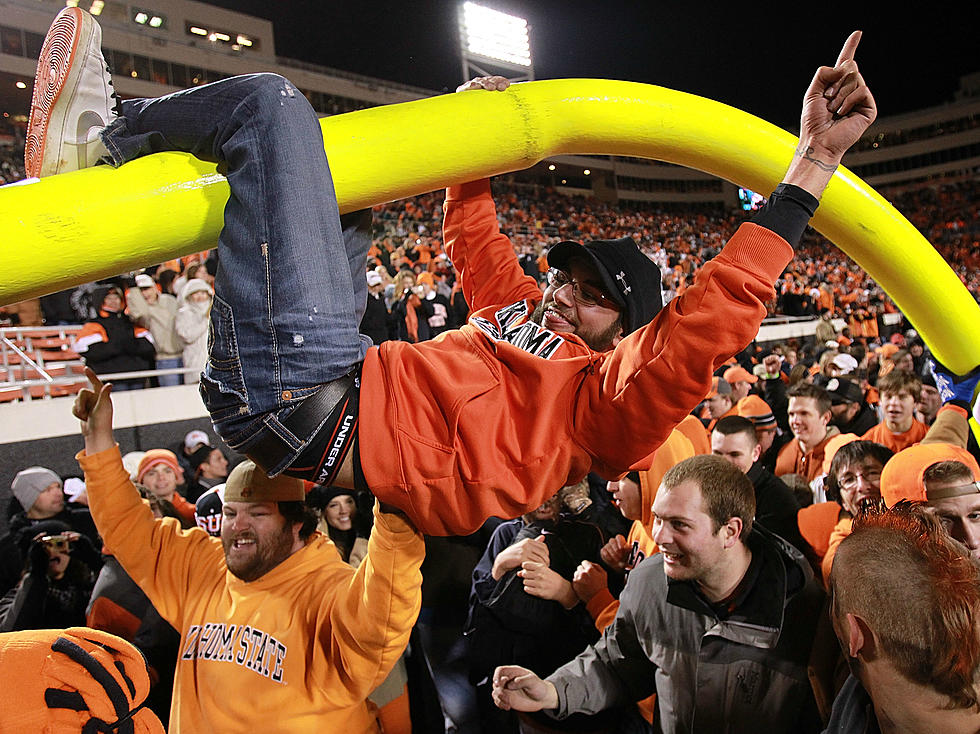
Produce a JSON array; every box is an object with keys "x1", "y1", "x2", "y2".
[{"x1": 24, "y1": 6, "x2": 119, "y2": 178}]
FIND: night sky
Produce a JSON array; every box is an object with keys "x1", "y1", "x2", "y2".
[{"x1": 202, "y1": 1, "x2": 977, "y2": 130}]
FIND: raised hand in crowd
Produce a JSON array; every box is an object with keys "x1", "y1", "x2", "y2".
[
  {"x1": 599, "y1": 533, "x2": 630, "y2": 572},
  {"x1": 571, "y1": 559, "x2": 608, "y2": 603},
  {"x1": 72, "y1": 368, "x2": 115, "y2": 454}
]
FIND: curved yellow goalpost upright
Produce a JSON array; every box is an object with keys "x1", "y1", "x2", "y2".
[{"x1": 1, "y1": 79, "x2": 977, "y2": 389}]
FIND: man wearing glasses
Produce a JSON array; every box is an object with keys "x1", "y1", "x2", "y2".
[{"x1": 29, "y1": 8, "x2": 875, "y2": 537}]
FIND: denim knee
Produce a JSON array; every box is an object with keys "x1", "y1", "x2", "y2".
[{"x1": 236, "y1": 73, "x2": 313, "y2": 121}]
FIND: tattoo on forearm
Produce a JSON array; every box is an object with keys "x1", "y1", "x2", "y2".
[{"x1": 794, "y1": 144, "x2": 838, "y2": 172}]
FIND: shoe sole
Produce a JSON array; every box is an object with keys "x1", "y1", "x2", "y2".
[{"x1": 24, "y1": 7, "x2": 88, "y2": 178}]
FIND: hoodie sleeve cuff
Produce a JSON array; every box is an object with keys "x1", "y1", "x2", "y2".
[{"x1": 445, "y1": 179, "x2": 492, "y2": 202}]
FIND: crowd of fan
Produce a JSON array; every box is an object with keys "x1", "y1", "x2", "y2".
[
  {"x1": 3, "y1": 138, "x2": 980, "y2": 732},
  {"x1": 3, "y1": 314, "x2": 980, "y2": 732}
]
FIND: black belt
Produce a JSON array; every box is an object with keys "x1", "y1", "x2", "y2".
[{"x1": 245, "y1": 374, "x2": 354, "y2": 474}]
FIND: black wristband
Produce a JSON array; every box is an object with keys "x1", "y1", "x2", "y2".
[{"x1": 751, "y1": 183, "x2": 819, "y2": 248}]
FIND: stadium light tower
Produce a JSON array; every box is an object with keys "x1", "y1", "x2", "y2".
[{"x1": 458, "y1": 2, "x2": 534, "y2": 84}]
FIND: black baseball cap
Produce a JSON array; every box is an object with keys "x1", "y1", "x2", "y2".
[
  {"x1": 547, "y1": 237, "x2": 662, "y2": 335},
  {"x1": 825, "y1": 377, "x2": 864, "y2": 405}
]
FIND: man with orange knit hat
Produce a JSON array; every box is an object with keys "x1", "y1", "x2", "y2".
[
  {"x1": 737, "y1": 394, "x2": 788, "y2": 471},
  {"x1": 135, "y1": 449, "x2": 195, "y2": 525}
]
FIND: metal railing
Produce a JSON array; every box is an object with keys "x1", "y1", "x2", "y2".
[{"x1": 0, "y1": 366, "x2": 201, "y2": 402}]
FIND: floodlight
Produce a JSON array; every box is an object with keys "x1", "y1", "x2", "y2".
[
  {"x1": 189, "y1": 26, "x2": 208, "y2": 36},
  {"x1": 15, "y1": 81, "x2": 27, "y2": 89},
  {"x1": 134, "y1": 11, "x2": 148, "y2": 24},
  {"x1": 90, "y1": 1, "x2": 104, "y2": 16},
  {"x1": 149, "y1": 16, "x2": 163, "y2": 28},
  {"x1": 237, "y1": 34, "x2": 253, "y2": 47},
  {"x1": 460, "y1": 2, "x2": 530, "y2": 67}
]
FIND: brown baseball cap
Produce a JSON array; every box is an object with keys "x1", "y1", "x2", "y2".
[{"x1": 224, "y1": 460, "x2": 305, "y2": 502}]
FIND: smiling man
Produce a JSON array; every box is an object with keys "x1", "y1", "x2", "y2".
[
  {"x1": 72, "y1": 370, "x2": 424, "y2": 733},
  {"x1": 776, "y1": 382, "x2": 841, "y2": 483},
  {"x1": 492, "y1": 454, "x2": 824, "y2": 732}
]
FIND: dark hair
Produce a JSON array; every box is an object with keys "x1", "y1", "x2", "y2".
[
  {"x1": 788, "y1": 381, "x2": 832, "y2": 415},
  {"x1": 877, "y1": 370, "x2": 921, "y2": 398},
  {"x1": 661, "y1": 455, "x2": 755, "y2": 540},
  {"x1": 157, "y1": 269, "x2": 178, "y2": 295},
  {"x1": 278, "y1": 501, "x2": 318, "y2": 541},
  {"x1": 712, "y1": 416, "x2": 759, "y2": 446},
  {"x1": 888, "y1": 348, "x2": 912, "y2": 366},
  {"x1": 825, "y1": 441, "x2": 894, "y2": 503}
]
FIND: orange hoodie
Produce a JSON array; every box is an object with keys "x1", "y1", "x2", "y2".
[{"x1": 359, "y1": 180, "x2": 793, "y2": 535}]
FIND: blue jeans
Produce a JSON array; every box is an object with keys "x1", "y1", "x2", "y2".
[
  {"x1": 102, "y1": 74, "x2": 372, "y2": 473},
  {"x1": 155, "y1": 357, "x2": 183, "y2": 387}
]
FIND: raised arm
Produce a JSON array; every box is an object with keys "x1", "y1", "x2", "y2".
[
  {"x1": 782, "y1": 31, "x2": 877, "y2": 199},
  {"x1": 443, "y1": 76, "x2": 542, "y2": 312},
  {"x1": 73, "y1": 369, "x2": 222, "y2": 626}
]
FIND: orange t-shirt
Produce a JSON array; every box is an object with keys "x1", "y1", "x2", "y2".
[{"x1": 861, "y1": 420, "x2": 928, "y2": 453}]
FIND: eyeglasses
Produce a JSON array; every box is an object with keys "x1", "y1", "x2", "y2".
[
  {"x1": 546, "y1": 268, "x2": 621, "y2": 311},
  {"x1": 837, "y1": 469, "x2": 882, "y2": 491}
]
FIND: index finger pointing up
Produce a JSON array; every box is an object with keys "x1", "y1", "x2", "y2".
[
  {"x1": 835, "y1": 30, "x2": 862, "y2": 67},
  {"x1": 83, "y1": 366, "x2": 104, "y2": 391}
]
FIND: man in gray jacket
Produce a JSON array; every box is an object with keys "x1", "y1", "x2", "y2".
[{"x1": 493, "y1": 455, "x2": 824, "y2": 733}]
